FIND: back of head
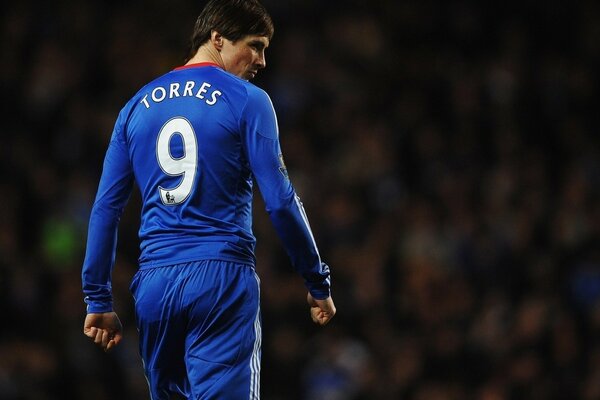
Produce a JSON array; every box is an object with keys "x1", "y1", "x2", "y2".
[{"x1": 187, "y1": 0, "x2": 274, "y2": 61}]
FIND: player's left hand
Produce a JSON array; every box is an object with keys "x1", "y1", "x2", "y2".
[{"x1": 83, "y1": 312, "x2": 123, "y2": 352}]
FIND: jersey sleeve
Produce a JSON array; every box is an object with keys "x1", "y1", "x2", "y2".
[
  {"x1": 240, "y1": 87, "x2": 331, "y2": 299},
  {"x1": 82, "y1": 108, "x2": 134, "y2": 313}
]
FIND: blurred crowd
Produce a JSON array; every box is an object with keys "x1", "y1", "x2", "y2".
[{"x1": 2, "y1": 0, "x2": 600, "y2": 399}]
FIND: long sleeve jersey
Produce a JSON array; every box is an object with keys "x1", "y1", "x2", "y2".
[{"x1": 82, "y1": 63, "x2": 331, "y2": 313}]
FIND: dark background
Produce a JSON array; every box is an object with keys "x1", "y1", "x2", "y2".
[{"x1": 2, "y1": 0, "x2": 600, "y2": 399}]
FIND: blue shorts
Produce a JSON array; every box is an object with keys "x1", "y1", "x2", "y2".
[{"x1": 130, "y1": 260, "x2": 261, "y2": 399}]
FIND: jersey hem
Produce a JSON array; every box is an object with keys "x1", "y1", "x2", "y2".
[{"x1": 138, "y1": 255, "x2": 255, "y2": 270}]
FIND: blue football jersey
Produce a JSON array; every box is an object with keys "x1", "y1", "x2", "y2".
[{"x1": 82, "y1": 63, "x2": 331, "y2": 313}]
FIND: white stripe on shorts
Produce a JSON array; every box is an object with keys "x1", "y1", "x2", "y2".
[{"x1": 249, "y1": 272, "x2": 262, "y2": 399}]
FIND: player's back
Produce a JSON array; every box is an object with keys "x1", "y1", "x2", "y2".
[{"x1": 121, "y1": 64, "x2": 256, "y2": 268}]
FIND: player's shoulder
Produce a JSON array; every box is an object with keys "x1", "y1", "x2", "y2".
[
  {"x1": 130, "y1": 70, "x2": 174, "y2": 102},
  {"x1": 121, "y1": 72, "x2": 169, "y2": 111},
  {"x1": 111, "y1": 71, "x2": 174, "y2": 136},
  {"x1": 207, "y1": 68, "x2": 271, "y2": 102},
  {"x1": 245, "y1": 82, "x2": 272, "y2": 105},
  {"x1": 234, "y1": 78, "x2": 273, "y2": 114},
  {"x1": 200, "y1": 69, "x2": 274, "y2": 118}
]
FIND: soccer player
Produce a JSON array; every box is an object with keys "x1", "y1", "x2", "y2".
[{"x1": 81, "y1": 0, "x2": 336, "y2": 398}]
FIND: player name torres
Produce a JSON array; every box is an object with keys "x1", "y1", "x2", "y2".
[{"x1": 140, "y1": 81, "x2": 222, "y2": 109}]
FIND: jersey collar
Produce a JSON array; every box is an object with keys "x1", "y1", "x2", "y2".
[{"x1": 174, "y1": 62, "x2": 222, "y2": 71}]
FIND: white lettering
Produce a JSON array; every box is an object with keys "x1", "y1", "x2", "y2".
[
  {"x1": 206, "y1": 90, "x2": 222, "y2": 106},
  {"x1": 195, "y1": 82, "x2": 211, "y2": 99},
  {"x1": 142, "y1": 81, "x2": 221, "y2": 109},
  {"x1": 183, "y1": 81, "x2": 195, "y2": 97},
  {"x1": 170, "y1": 83, "x2": 180, "y2": 98},
  {"x1": 152, "y1": 87, "x2": 166, "y2": 103},
  {"x1": 141, "y1": 94, "x2": 150, "y2": 109}
]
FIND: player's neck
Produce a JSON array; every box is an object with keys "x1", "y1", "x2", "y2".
[{"x1": 186, "y1": 44, "x2": 224, "y2": 69}]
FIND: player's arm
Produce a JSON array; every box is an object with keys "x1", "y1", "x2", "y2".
[
  {"x1": 81, "y1": 109, "x2": 133, "y2": 347},
  {"x1": 241, "y1": 87, "x2": 334, "y2": 323}
]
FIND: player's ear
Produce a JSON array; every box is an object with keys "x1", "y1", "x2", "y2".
[{"x1": 211, "y1": 31, "x2": 224, "y2": 51}]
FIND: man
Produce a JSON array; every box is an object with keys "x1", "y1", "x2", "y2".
[{"x1": 81, "y1": 0, "x2": 336, "y2": 398}]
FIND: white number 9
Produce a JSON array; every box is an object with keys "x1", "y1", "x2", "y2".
[{"x1": 156, "y1": 117, "x2": 198, "y2": 205}]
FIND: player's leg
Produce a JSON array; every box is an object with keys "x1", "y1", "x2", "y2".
[
  {"x1": 182, "y1": 260, "x2": 262, "y2": 399},
  {"x1": 130, "y1": 265, "x2": 191, "y2": 399}
]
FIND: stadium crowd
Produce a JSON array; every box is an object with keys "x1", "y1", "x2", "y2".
[{"x1": 2, "y1": 0, "x2": 600, "y2": 399}]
